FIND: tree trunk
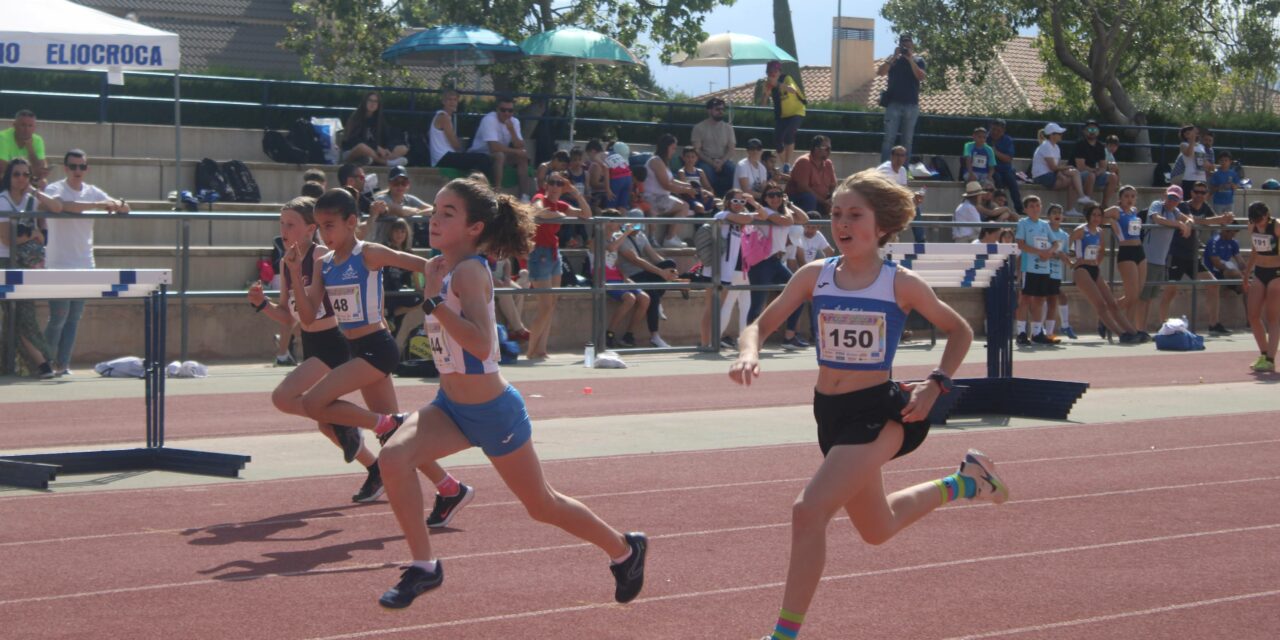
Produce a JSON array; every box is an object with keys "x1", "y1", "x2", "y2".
[
  {"x1": 1098, "y1": 77, "x2": 1152, "y2": 162},
  {"x1": 772, "y1": 0, "x2": 804, "y2": 94}
]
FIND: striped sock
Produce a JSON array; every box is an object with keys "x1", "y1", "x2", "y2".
[
  {"x1": 771, "y1": 609, "x2": 804, "y2": 639},
  {"x1": 934, "y1": 473, "x2": 977, "y2": 504}
]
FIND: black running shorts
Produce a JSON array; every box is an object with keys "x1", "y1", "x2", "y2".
[
  {"x1": 349, "y1": 329, "x2": 400, "y2": 376},
  {"x1": 813, "y1": 381, "x2": 930, "y2": 459},
  {"x1": 301, "y1": 326, "x2": 352, "y2": 370}
]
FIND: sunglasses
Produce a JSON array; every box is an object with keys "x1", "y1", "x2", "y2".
[
  {"x1": 765, "y1": 192, "x2": 784, "y2": 198},
  {"x1": 729, "y1": 198, "x2": 746, "y2": 206},
  {"x1": 497, "y1": 107, "x2": 514, "y2": 113},
  {"x1": 1192, "y1": 190, "x2": 1208, "y2": 195},
  {"x1": 548, "y1": 180, "x2": 567, "y2": 187},
  {"x1": 66, "y1": 163, "x2": 88, "y2": 171}
]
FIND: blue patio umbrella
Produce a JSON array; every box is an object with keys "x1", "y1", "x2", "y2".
[{"x1": 382, "y1": 25, "x2": 524, "y2": 67}]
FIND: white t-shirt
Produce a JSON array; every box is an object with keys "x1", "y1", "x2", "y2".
[
  {"x1": 876, "y1": 160, "x2": 909, "y2": 186},
  {"x1": 734, "y1": 158, "x2": 768, "y2": 194},
  {"x1": 644, "y1": 156, "x2": 673, "y2": 198},
  {"x1": 702, "y1": 209, "x2": 745, "y2": 281},
  {"x1": 43, "y1": 180, "x2": 111, "y2": 269},
  {"x1": 1031, "y1": 140, "x2": 1060, "y2": 178},
  {"x1": 954, "y1": 200, "x2": 981, "y2": 240},
  {"x1": 785, "y1": 223, "x2": 805, "y2": 261},
  {"x1": 763, "y1": 207, "x2": 792, "y2": 255},
  {"x1": 1182, "y1": 142, "x2": 1207, "y2": 182},
  {"x1": 467, "y1": 112, "x2": 522, "y2": 154},
  {"x1": 799, "y1": 232, "x2": 831, "y2": 263}
]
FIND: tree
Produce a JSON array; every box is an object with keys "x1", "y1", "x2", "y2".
[
  {"x1": 772, "y1": 0, "x2": 803, "y2": 94},
  {"x1": 880, "y1": 0, "x2": 1280, "y2": 160}
]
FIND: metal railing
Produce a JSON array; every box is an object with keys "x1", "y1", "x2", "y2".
[{"x1": 1, "y1": 209, "x2": 1257, "y2": 373}]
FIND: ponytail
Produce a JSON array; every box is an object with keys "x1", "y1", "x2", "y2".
[
  {"x1": 441, "y1": 178, "x2": 535, "y2": 259},
  {"x1": 1036, "y1": 129, "x2": 1047, "y2": 144}
]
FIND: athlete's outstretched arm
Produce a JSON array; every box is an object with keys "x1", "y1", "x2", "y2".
[{"x1": 729, "y1": 261, "x2": 821, "y2": 386}]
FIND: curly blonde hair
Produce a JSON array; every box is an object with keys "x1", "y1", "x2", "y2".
[{"x1": 832, "y1": 169, "x2": 915, "y2": 246}]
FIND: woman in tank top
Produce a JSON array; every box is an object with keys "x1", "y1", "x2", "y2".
[
  {"x1": 1105, "y1": 185, "x2": 1147, "y2": 333},
  {"x1": 428, "y1": 89, "x2": 492, "y2": 176},
  {"x1": 1244, "y1": 201, "x2": 1280, "y2": 371},
  {"x1": 1070, "y1": 203, "x2": 1142, "y2": 343}
]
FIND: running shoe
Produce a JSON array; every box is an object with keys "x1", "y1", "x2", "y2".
[
  {"x1": 1061, "y1": 326, "x2": 1078, "y2": 339},
  {"x1": 426, "y1": 483, "x2": 475, "y2": 529},
  {"x1": 274, "y1": 353, "x2": 297, "y2": 367},
  {"x1": 378, "y1": 562, "x2": 444, "y2": 609},
  {"x1": 789, "y1": 335, "x2": 811, "y2": 348},
  {"x1": 1031, "y1": 332, "x2": 1053, "y2": 345},
  {"x1": 352, "y1": 464, "x2": 385, "y2": 503},
  {"x1": 649, "y1": 334, "x2": 671, "y2": 349},
  {"x1": 1118, "y1": 332, "x2": 1137, "y2": 344},
  {"x1": 1137, "y1": 331, "x2": 1152, "y2": 343},
  {"x1": 1252, "y1": 355, "x2": 1275, "y2": 372},
  {"x1": 1209, "y1": 323, "x2": 1231, "y2": 335},
  {"x1": 376, "y1": 413, "x2": 408, "y2": 446},
  {"x1": 958, "y1": 449, "x2": 1010, "y2": 504},
  {"x1": 1016, "y1": 331, "x2": 1030, "y2": 346},
  {"x1": 719, "y1": 335, "x2": 738, "y2": 350},
  {"x1": 610, "y1": 532, "x2": 648, "y2": 603},
  {"x1": 333, "y1": 425, "x2": 362, "y2": 463},
  {"x1": 1097, "y1": 322, "x2": 1110, "y2": 340},
  {"x1": 37, "y1": 362, "x2": 56, "y2": 380},
  {"x1": 620, "y1": 332, "x2": 637, "y2": 348}
]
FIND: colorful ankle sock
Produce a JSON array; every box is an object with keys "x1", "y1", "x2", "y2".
[
  {"x1": 373, "y1": 413, "x2": 397, "y2": 436},
  {"x1": 934, "y1": 473, "x2": 977, "y2": 503},
  {"x1": 435, "y1": 474, "x2": 460, "y2": 498},
  {"x1": 771, "y1": 609, "x2": 805, "y2": 640}
]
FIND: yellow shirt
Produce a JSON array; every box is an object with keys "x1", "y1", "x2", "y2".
[
  {"x1": 0, "y1": 128, "x2": 45, "y2": 163},
  {"x1": 779, "y1": 76, "x2": 806, "y2": 119}
]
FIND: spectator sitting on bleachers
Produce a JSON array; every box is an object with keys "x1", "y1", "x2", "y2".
[
  {"x1": 0, "y1": 157, "x2": 62, "y2": 378},
  {"x1": 0, "y1": 109, "x2": 47, "y2": 185},
  {"x1": 1104, "y1": 135, "x2": 1121, "y2": 182},
  {"x1": 302, "y1": 168, "x2": 327, "y2": 188},
  {"x1": 1069, "y1": 119, "x2": 1118, "y2": 207},
  {"x1": 604, "y1": 141, "x2": 633, "y2": 209},
  {"x1": 962, "y1": 126, "x2": 996, "y2": 184},
  {"x1": 369, "y1": 166, "x2": 432, "y2": 247},
  {"x1": 691, "y1": 98, "x2": 737, "y2": 196},
  {"x1": 558, "y1": 147, "x2": 592, "y2": 248},
  {"x1": 338, "y1": 163, "x2": 385, "y2": 217},
  {"x1": 1031, "y1": 123, "x2": 1086, "y2": 208},
  {"x1": 644, "y1": 133, "x2": 697, "y2": 247},
  {"x1": 381, "y1": 218, "x2": 423, "y2": 335},
  {"x1": 585, "y1": 139, "x2": 611, "y2": 210},
  {"x1": 786, "y1": 135, "x2": 836, "y2": 217},
  {"x1": 1210, "y1": 151, "x2": 1243, "y2": 215},
  {"x1": 974, "y1": 180, "x2": 1016, "y2": 223},
  {"x1": 952, "y1": 181, "x2": 985, "y2": 243},
  {"x1": 1203, "y1": 227, "x2": 1246, "y2": 323},
  {"x1": 467, "y1": 95, "x2": 532, "y2": 198},
  {"x1": 761, "y1": 150, "x2": 789, "y2": 187},
  {"x1": 341, "y1": 92, "x2": 408, "y2": 167},
  {"x1": 590, "y1": 210, "x2": 651, "y2": 349},
  {"x1": 617, "y1": 209, "x2": 682, "y2": 349},
  {"x1": 735, "y1": 138, "x2": 769, "y2": 200},
  {"x1": 41, "y1": 149, "x2": 129, "y2": 377},
  {"x1": 675, "y1": 145, "x2": 716, "y2": 216},
  {"x1": 428, "y1": 89, "x2": 492, "y2": 177},
  {"x1": 988, "y1": 119, "x2": 1023, "y2": 215},
  {"x1": 535, "y1": 149, "x2": 570, "y2": 189}
]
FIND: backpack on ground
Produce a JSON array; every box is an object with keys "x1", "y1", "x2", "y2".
[
  {"x1": 287, "y1": 118, "x2": 327, "y2": 165},
  {"x1": 739, "y1": 224, "x2": 775, "y2": 270},
  {"x1": 220, "y1": 160, "x2": 261, "y2": 203},
  {"x1": 262, "y1": 129, "x2": 309, "y2": 164},
  {"x1": 693, "y1": 223, "x2": 717, "y2": 267},
  {"x1": 929, "y1": 156, "x2": 956, "y2": 181},
  {"x1": 196, "y1": 158, "x2": 234, "y2": 202}
]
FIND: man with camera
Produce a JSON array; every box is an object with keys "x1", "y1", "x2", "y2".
[{"x1": 877, "y1": 34, "x2": 927, "y2": 162}]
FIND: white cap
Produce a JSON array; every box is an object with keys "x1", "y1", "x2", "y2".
[{"x1": 1043, "y1": 122, "x2": 1067, "y2": 135}]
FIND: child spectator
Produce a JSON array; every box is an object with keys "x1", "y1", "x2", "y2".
[
  {"x1": 302, "y1": 168, "x2": 327, "y2": 188},
  {"x1": 761, "y1": 150, "x2": 789, "y2": 186},
  {"x1": 962, "y1": 126, "x2": 996, "y2": 183},
  {"x1": 699, "y1": 190, "x2": 755, "y2": 349},
  {"x1": 676, "y1": 146, "x2": 717, "y2": 216},
  {"x1": 617, "y1": 210, "x2": 682, "y2": 348},
  {"x1": 604, "y1": 142, "x2": 633, "y2": 209},
  {"x1": 1014, "y1": 195, "x2": 1058, "y2": 345},
  {"x1": 536, "y1": 149, "x2": 570, "y2": 189},
  {"x1": 1210, "y1": 151, "x2": 1242, "y2": 215},
  {"x1": 1203, "y1": 228, "x2": 1245, "y2": 333},
  {"x1": 1046, "y1": 204, "x2": 1073, "y2": 340},
  {"x1": 975, "y1": 181, "x2": 1016, "y2": 223},
  {"x1": 585, "y1": 139, "x2": 611, "y2": 211},
  {"x1": 1104, "y1": 135, "x2": 1121, "y2": 181},
  {"x1": 591, "y1": 210, "x2": 651, "y2": 348},
  {"x1": 558, "y1": 147, "x2": 591, "y2": 247},
  {"x1": 381, "y1": 218, "x2": 423, "y2": 336}
]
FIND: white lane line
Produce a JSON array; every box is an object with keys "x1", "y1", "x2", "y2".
[
  {"x1": 940, "y1": 589, "x2": 1280, "y2": 639},
  {"x1": 295, "y1": 523, "x2": 1280, "y2": 640},
  {"x1": 5, "y1": 436, "x2": 1280, "y2": 548},
  {"x1": 1, "y1": 482, "x2": 1277, "y2": 609}
]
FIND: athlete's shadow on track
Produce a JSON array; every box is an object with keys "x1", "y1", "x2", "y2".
[
  {"x1": 181, "y1": 503, "x2": 374, "y2": 546},
  {"x1": 198, "y1": 535, "x2": 402, "y2": 581}
]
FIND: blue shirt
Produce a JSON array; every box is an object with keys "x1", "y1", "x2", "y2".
[
  {"x1": 1202, "y1": 236, "x2": 1239, "y2": 273},
  {"x1": 963, "y1": 142, "x2": 996, "y2": 179},
  {"x1": 1015, "y1": 217, "x2": 1054, "y2": 274},
  {"x1": 991, "y1": 133, "x2": 1015, "y2": 169},
  {"x1": 320, "y1": 241, "x2": 384, "y2": 332},
  {"x1": 1210, "y1": 169, "x2": 1241, "y2": 207},
  {"x1": 811, "y1": 258, "x2": 905, "y2": 371},
  {"x1": 1049, "y1": 227, "x2": 1071, "y2": 280}
]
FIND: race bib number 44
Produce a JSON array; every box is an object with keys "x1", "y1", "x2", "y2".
[
  {"x1": 819, "y1": 310, "x2": 887, "y2": 365},
  {"x1": 424, "y1": 316, "x2": 453, "y2": 365},
  {"x1": 327, "y1": 284, "x2": 364, "y2": 324}
]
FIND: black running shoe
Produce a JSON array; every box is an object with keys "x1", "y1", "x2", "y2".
[
  {"x1": 333, "y1": 425, "x2": 362, "y2": 464},
  {"x1": 352, "y1": 463, "x2": 384, "y2": 503},
  {"x1": 620, "y1": 332, "x2": 636, "y2": 348},
  {"x1": 610, "y1": 532, "x2": 648, "y2": 603},
  {"x1": 1016, "y1": 331, "x2": 1030, "y2": 346},
  {"x1": 1031, "y1": 332, "x2": 1053, "y2": 345},
  {"x1": 427, "y1": 483, "x2": 475, "y2": 528},
  {"x1": 1137, "y1": 331, "x2": 1152, "y2": 343},
  {"x1": 376, "y1": 413, "x2": 408, "y2": 446},
  {"x1": 1118, "y1": 332, "x2": 1136, "y2": 344},
  {"x1": 1209, "y1": 323, "x2": 1231, "y2": 335},
  {"x1": 378, "y1": 562, "x2": 444, "y2": 609}
]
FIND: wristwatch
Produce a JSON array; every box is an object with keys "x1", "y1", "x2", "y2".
[
  {"x1": 422, "y1": 295, "x2": 445, "y2": 316},
  {"x1": 927, "y1": 368, "x2": 953, "y2": 394},
  {"x1": 252, "y1": 300, "x2": 268, "y2": 312}
]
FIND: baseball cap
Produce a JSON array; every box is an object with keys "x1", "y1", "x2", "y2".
[
  {"x1": 389, "y1": 166, "x2": 409, "y2": 181},
  {"x1": 746, "y1": 138, "x2": 764, "y2": 150},
  {"x1": 1043, "y1": 122, "x2": 1067, "y2": 135},
  {"x1": 1165, "y1": 185, "x2": 1184, "y2": 200}
]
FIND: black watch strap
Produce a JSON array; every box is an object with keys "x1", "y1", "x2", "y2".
[
  {"x1": 423, "y1": 295, "x2": 445, "y2": 315},
  {"x1": 927, "y1": 369, "x2": 953, "y2": 393}
]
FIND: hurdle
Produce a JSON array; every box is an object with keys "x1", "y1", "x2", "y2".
[
  {"x1": 883, "y1": 243, "x2": 1089, "y2": 420},
  {"x1": 0, "y1": 269, "x2": 251, "y2": 490}
]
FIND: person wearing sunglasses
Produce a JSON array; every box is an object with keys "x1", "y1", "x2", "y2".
[
  {"x1": 1160, "y1": 180, "x2": 1235, "y2": 334},
  {"x1": 1068, "y1": 119, "x2": 1118, "y2": 207},
  {"x1": 746, "y1": 184, "x2": 810, "y2": 349},
  {"x1": 0, "y1": 157, "x2": 62, "y2": 378},
  {"x1": 39, "y1": 149, "x2": 129, "y2": 376},
  {"x1": 467, "y1": 96, "x2": 532, "y2": 199}
]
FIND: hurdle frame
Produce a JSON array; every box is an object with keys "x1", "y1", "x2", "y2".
[{"x1": 0, "y1": 269, "x2": 251, "y2": 490}]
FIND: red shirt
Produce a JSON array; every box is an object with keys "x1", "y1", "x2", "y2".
[{"x1": 532, "y1": 194, "x2": 569, "y2": 248}]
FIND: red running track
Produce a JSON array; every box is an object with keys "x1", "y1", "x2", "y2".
[
  {"x1": 0, "y1": 349, "x2": 1271, "y2": 450},
  {"x1": 2, "y1": 412, "x2": 1278, "y2": 639}
]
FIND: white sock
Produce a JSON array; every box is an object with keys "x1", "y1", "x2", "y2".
[
  {"x1": 1045, "y1": 319, "x2": 1056, "y2": 335},
  {"x1": 1059, "y1": 305, "x2": 1070, "y2": 327},
  {"x1": 1017, "y1": 320, "x2": 1027, "y2": 334},
  {"x1": 611, "y1": 547, "x2": 633, "y2": 565},
  {"x1": 412, "y1": 559, "x2": 439, "y2": 573},
  {"x1": 1032, "y1": 322, "x2": 1043, "y2": 335}
]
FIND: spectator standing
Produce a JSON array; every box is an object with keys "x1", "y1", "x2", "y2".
[
  {"x1": 987, "y1": 119, "x2": 1022, "y2": 215},
  {"x1": 745, "y1": 185, "x2": 808, "y2": 349},
  {"x1": 0, "y1": 158, "x2": 61, "y2": 377},
  {"x1": 1170, "y1": 124, "x2": 1212, "y2": 197},
  {"x1": 341, "y1": 92, "x2": 408, "y2": 167},
  {"x1": 370, "y1": 166, "x2": 432, "y2": 247},
  {"x1": 1209, "y1": 151, "x2": 1242, "y2": 215},
  {"x1": 761, "y1": 61, "x2": 807, "y2": 171},
  {"x1": 961, "y1": 127, "x2": 996, "y2": 183},
  {"x1": 952, "y1": 181, "x2": 985, "y2": 243},
  {"x1": 1069, "y1": 120, "x2": 1118, "y2": 207},
  {"x1": 1031, "y1": 123, "x2": 1085, "y2": 207},
  {"x1": 467, "y1": 96, "x2": 533, "y2": 198},
  {"x1": 1013, "y1": 196, "x2": 1058, "y2": 345},
  {"x1": 42, "y1": 150, "x2": 129, "y2": 376},
  {"x1": 1203, "y1": 227, "x2": 1246, "y2": 327},
  {"x1": 428, "y1": 89, "x2": 492, "y2": 177},
  {"x1": 585, "y1": 139, "x2": 611, "y2": 210},
  {"x1": 877, "y1": 34, "x2": 927, "y2": 161},
  {"x1": 0, "y1": 110, "x2": 48, "y2": 184},
  {"x1": 786, "y1": 135, "x2": 836, "y2": 216},
  {"x1": 735, "y1": 138, "x2": 770, "y2": 200},
  {"x1": 644, "y1": 134, "x2": 697, "y2": 247},
  {"x1": 525, "y1": 172, "x2": 591, "y2": 360},
  {"x1": 1162, "y1": 181, "x2": 1234, "y2": 333},
  {"x1": 699, "y1": 191, "x2": 755, "y2": 349},
  {"x1": 691, "y1": 98, "x2": 737, "y2": 196},
  {"x1": 617, "y1": 210, "x2": 681, "y2": 348},
  {"x1": 1136, "y1": 185, "x2": 1195, "y2": 331}
]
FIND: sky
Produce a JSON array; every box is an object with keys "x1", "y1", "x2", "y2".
[{"x1": 640, "y1": 0, "x2": 904, "y2": 97}]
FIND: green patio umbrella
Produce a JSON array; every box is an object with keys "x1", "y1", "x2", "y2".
[
  {"x1": 520, "y1": 27, "x2": 643, "y2": 142},
  {"x1": 672, "y1": 32, "x2": 797, "y2": 119}
]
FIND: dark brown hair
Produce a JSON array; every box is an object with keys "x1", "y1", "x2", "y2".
[
  {"x1": 442, "y1": 178, "x2": 535, "y2": 259},
  {"x1": 344, "y1": 92, "x2": 385, "y2": 148},
  {"x1": 315, "y1": 188, "x2": 359, "y2": 220}
]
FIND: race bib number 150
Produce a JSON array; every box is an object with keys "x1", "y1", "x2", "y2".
[{"x1": 818, "y1": 310, "x2": 887, "y2": 365}]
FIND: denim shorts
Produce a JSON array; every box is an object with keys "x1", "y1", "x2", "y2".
[
  {"x1": 431, "y1": 385, "x2": 532, "y2": 457},
  {"x1": 1033, "y1": 172, "x2": 1058, "y2": 188},
  {"x1": 528, "y1": 245, "x2": 560, "y2": 282}
]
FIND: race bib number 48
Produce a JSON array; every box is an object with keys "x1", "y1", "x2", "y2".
[
  {"x1": 818, "y1": 310, "x2": 887, "y2": 365},
  {"x1": 327, "y1": 284, "x2": 364, "y2": 324},
  {"x1": 1128, "y1": 219, "x2": 1142, "y2": 237}
]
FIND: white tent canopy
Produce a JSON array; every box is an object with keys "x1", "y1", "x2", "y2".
[{"x1": 0, "y1": 0, "x2": 179, "y2": 83}]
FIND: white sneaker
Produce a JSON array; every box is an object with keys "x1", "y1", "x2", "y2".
[
  {"x1": 387, "y1": 157, "x2": 408, "y2": 167},
  {"x1": 662, "y1": 236, "x2": 687, "y2": 248},
  {"x1": 958, "y1": 449, "x2": 1010, "y2": 504},
  {"x1": 649, "y1": 334, "x2": 671, "y2": 348},
  {"x1": 658, "y1": 303, "x2": 667, "y2": 321}
]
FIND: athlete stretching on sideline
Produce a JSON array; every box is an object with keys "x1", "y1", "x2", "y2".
[
  {"x1": 372, "y1": 177, "x2": 646, "y2": 609},
  {"x1": 283, "y1": 188, "x2": 473, "y2": 525},
  {"x1": 729, "y1": 170, "x2": 1009, "y2": 640},
  {"x1": 1244, "y1": 202, "x2": 1280, "y2": 372}
]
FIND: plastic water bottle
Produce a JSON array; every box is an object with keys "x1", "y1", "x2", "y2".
[{"x1": 584, "y1": 341, "x2": 595, "y2": 368}]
